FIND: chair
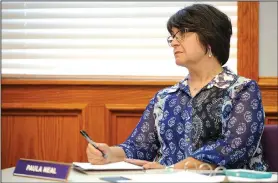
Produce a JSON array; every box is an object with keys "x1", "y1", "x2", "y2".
[{"x1": 261, "y1": 125, "x2": 278, "y2": 172}]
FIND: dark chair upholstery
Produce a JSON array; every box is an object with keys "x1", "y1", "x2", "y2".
[{"x1": 261, "y1": 125, "x2": 278, "y2": 172}]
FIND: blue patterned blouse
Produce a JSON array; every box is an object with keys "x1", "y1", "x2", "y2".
[{"x1": 117, "y1": 67, "x2": 268, "y2": 171}]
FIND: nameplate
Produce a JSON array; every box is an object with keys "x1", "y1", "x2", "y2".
[{"x1": 13, "y1": 158, "x2": 71, "y2": 181}]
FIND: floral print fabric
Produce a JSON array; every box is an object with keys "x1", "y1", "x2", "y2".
[{"x1": 117, "y1": 67, "x2": 268, "y2": 171}]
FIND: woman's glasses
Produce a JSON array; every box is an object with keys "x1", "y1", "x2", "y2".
[{"x1": 167, "y1": 28, "x2": 192, "y2": 47}]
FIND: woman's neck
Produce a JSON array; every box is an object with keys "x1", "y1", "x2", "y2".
[{"x1": 187, "y1": 60, "x2": 223, "y2": 83}]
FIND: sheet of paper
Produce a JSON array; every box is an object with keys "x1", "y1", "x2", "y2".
[
  {"x1": 117, "y1": 171, "x2": 278, "y2": 183},
  {"x1": 72, "y1": 161, "x2": 144, "y2": 171},
  {"x1": 117, "y1": 171, "x2": 225, "y2": 182}
]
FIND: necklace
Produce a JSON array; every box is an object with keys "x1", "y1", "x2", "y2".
[
  {"x1": 192, "y1": 87, "x2": 199, "y2": 91},
  {"x1": 190, "y1": 86, "x2": 202, "y2": 97}
]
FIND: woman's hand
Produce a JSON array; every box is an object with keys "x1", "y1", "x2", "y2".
[
  {"x1": 124, "y1": 159, "x2": 165, "y2": 169},
  {"x1": 86, "y1": 143, "x2": 112, "y2": 165},
  {"x1": 174, "y1": 157, "x2": 217, "y2": 170}
]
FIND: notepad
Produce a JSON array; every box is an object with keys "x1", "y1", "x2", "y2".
[{"x1": 72, "y1": 161, "x2": 144, "y2": 171}]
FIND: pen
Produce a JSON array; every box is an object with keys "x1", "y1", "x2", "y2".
[{"x1": 80, "y1": 130, "x2": 107, "y2": 158}]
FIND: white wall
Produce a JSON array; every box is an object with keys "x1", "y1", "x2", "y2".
[{"x1": 259, "y1": 2, "x2": 278, "y2": 77}]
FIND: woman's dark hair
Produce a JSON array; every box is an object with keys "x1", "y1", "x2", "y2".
[{"x1": 167, "y1": 4, "x2": 232, "y2": 66}]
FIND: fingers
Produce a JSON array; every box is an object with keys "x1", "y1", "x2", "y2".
[
  {"x1": 87, "y1": 143, "x2": 103, "y2": 157},
  {"x1": 86, "y1": 143, "x2": 108, "y2": 165},
  {"x1": 88, "y1": 157, "x2": 107, "y2": 165},
  {"x1": 96, "y1": 143, "x2": 108, "y2": 151},
  {"x1": 143, "y1": 162, "x2": 165, "y2": 169},
  {"x1": 124, "y1": 158, "x2": 150, "y2": 166}
]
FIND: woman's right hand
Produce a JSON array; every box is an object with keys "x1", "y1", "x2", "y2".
[{"x1": 86, "y1": 143, "x2": 112, "y2": 165}]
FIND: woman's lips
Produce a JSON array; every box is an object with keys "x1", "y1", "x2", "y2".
[{"x1": 174, "y1": 51, "x2": 183, "y2": 55}]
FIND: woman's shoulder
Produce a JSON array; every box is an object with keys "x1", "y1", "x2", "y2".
[
  {"x1": 228, "y1": 75, "x2": 261, "y2": 98},
  {"x1": 221, "y1": 67, "x2": 259, "y2": 90},
  {"x1": 231, "y1": 75, "x2": 259, "y2": 88},
  {"x1": 156, "y1": 81, "x2": 181, "y2": 98}
]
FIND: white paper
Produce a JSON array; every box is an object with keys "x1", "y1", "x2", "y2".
[
  {"x1": 118, "y1": 171, "x2": 225, "y2": 182},
  {"x1": 118, "y1": 171, "x2": 278, "y2": 183},
  {"x1": 72, "y1": 161, "x2": 144, "y2": 171}
]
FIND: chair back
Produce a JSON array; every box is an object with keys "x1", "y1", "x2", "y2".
[{"x1": 261, "y1": 125, "x2": 278, "y2": 172}]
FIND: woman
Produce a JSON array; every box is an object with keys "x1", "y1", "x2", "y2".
[{"x1": 86, "y1": 4, "x2": 268, "y2": 171}]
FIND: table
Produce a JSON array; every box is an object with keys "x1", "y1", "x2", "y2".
[
  {"x1": 2, "y1": 167, "x2": 277, "y2": 182},
  {"x1": 1, "y1": 167, "x2": 221, "y2": 182}
]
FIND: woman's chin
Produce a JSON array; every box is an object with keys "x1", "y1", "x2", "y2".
[{"x1": 175, "y1": 59, "x2": 186, "y2": 67}]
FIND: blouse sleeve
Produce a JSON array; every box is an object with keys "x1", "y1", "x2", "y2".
[
  {"x1": 191, "y1": 80, "x2": 265, "y2": 169},
  {"x1": 117, "y1": 95, "x2": 160, "y2": 161}
]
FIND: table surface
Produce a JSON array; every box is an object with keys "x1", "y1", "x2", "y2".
[
  {"x1": 2, "y1": 167, "x2": 188, "y2": 182},
  {"x1": 2, "y1": 167, "x2": 278, "y2": 182}
]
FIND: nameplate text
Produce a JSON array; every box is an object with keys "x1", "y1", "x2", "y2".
[{"x1": 13, "y1": 158, "x2": 71, "y2": 181}]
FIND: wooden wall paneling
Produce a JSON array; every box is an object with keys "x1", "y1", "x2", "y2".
[
  {"x1": 264, "y1": 106, "x2": 278, "y2": 124},
  {"x1": 258, "y1": 77, "x2": 278, "y2": 107},
  {"x1": 81, "y1": 105, "x2": 107, "y2": 162},
  {"x1": 258, "y1": 77, "x2": 278, "y2": 124},
  {"x1": 1, "y1": 103, "x2": 88, "y2": 169},
  {"x1": 237, "y1": 2, "x2": 259, "y2": 81},
  {"x1": 1, "y1": 76, "x2": 183, "y2": 86},
  {"x1": 265, "y1": 117, "x2": 278, "y2": 124},
  {"x1": 0, "y1": 84, "x2": 161, "y2": 105},
  {"x1": 1, "y1": 83, "x2": 165, "y2": 169},
  {"x1": 1, "y1": 78, "x2": 277, "y2": 169},
  {"x1": 105, "y1": 104, "x2": 145, "y2": 145}
]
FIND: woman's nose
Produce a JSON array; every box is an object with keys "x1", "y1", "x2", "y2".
[
  {"x1": 171, "y1": 39, "x2": 180, "y2": 47},
  {"x1": 171, "y1": 38, "x2": 180, "y2": 47}
]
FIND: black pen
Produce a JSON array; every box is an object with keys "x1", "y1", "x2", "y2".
[{"x1": 80, "y1": 130, "x2": 107, "y2": 158}]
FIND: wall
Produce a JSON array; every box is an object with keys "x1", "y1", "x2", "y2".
[
  {"x1": 259, "y1": 2, "x2": 278, "y2": 76},
  {"x1": 1, "y1": 79, "x2": 277, "y2": 169},
  {"x1": 0, "y1": 81, "x2": 165, "y2": 169}
]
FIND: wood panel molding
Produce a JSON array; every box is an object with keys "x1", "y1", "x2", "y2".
[
  {"x1": 2, "y1": 103, "x2": 87, "y2": 110},
  {"x1": 2, "y1": 77, "x2": 276, "y2": 87},
  {"x1": 1, "y1": 76, "x2": 182, "y2": 86},
  {"x1": 264, "y1": 106, "x2": 278, "y2": 115},
  {"x1": 264, "y1": 105, "x2": 278, "y2": 124},
  {"x1": 105, "y1": 104, "x2": 145, "y2": 145},
  {"x1": 237, "y1": 2, "x2": 259, "y2": 81},
  {"x1": 2, "y1": 103, "x2": 88, "y2": 117},
  {"x1": 258, "y1": 77, "x2": 278, "y2": 123},
  {"x1": 265, "y1": 117, "x2": 278, "y2": 124},
  {"x1": 1, "y1": 102, "x2": 89, "y2": 148},
  {"x1": 1, "y1": 103, "x2": 89, "y2": 169},
  {"x1": 105, "y1": 104, "x2": 147, "y2": 111},
  {"x1": 258, "y1": 77, "x2": 278, "y2": 89}
]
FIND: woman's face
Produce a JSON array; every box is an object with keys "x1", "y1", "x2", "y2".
[{"x1": 170, "y1": 27, "x2": 206, "y2": 67}]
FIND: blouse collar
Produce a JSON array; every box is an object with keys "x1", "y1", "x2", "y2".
[{"x1": 167, "y1": 66, "x2": 238, "y2": 94}]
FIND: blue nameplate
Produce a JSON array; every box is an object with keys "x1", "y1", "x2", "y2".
[{"x1": 13, "y1": 158, "x2": 72, "y2": 181}]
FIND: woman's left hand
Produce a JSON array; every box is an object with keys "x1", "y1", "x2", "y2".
[{"x1": 124, "y1": 158, "x2": 165, "y2": 169}]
